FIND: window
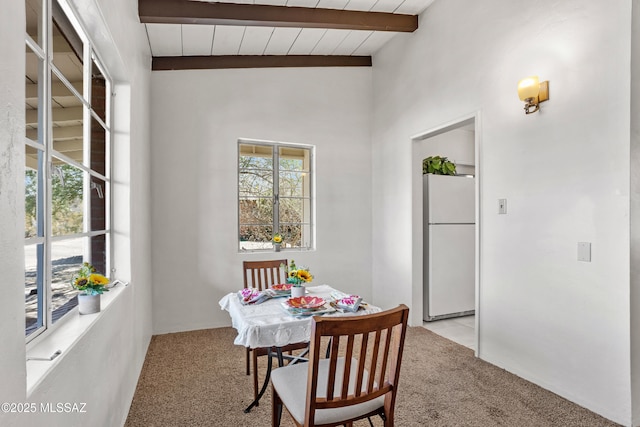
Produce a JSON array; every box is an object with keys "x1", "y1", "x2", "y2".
[
  {"x1": 25, "y1": 0, "x2": 112, "y2": 340},
  {"x1": 238, "y1": 140, "x2": 314, "y2": 251}
]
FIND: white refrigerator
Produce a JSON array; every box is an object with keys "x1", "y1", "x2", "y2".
[{"x1": 423, "y1": 174, "x2": 475, "y2": 321}]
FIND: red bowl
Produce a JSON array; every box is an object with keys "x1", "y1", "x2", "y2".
[
  {"x1": 287, "y1": 296, "x2": 325, "y2": 310},
  {"x1": 271, "y1": 283, "x2": 292, "y2": 291}
]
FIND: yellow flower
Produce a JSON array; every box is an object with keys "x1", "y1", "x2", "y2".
[
  {"x1": 273, "y1": 235, "x2": 282, "y2": 243},
  {"x1": 71, "y1": 262, "x2": 110, "y2": 295},
  {"x1": 89, "y1": 274, "x2": 109, "y2": 285},
  {"x1": 297, "y1": 270, "x2": 312, "y2": 282}
]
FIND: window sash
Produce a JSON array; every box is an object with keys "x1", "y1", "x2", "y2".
[
  {"x1": 25, "y1": 0, "x2": 113, "y2": 342},
  {"x1": 238, "y1": 140, "x2": 314, "y2": 251}
]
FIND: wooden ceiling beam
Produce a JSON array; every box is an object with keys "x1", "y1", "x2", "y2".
[
  {"x1": 139, "y1": 0, "x2": 418, "y2": 32},
  {"x1": 152, "y1": 55, "x2": 372, "y2": 70}
]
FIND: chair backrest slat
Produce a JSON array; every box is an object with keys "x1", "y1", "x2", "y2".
[
  {"x1": 252, "y1": 269, "x2": 259, "y2": 288},
  {"x1": 269, "y1": 266, "x2": 277, "y2": 286},
  {"x1": 377, "y1": 327, "x2": 393, "y2": 391},
  {"x1": 367, "y1": 329, "x2": 382, "y2": 393},
  {"x1": 340, "y1": 335, "x2": 355, "y2": 399},
  {"x1": 326, "y1": 337, "x2": 340, "y2": 400},
  {"x1": 355, "y1": 332, "x2": 368, "y2": 397},
  {"x1": 243, "y1": 260, "x2": 287, "y2": 291}
]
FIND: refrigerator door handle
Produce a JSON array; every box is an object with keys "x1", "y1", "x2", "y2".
[{"x1": 429, "y1": 222, "x2": 474, "y2": 225}]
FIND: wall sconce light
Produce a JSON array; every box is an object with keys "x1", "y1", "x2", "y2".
[{"x1": 517, "y1": 76, "x2": 549, "y2": 114}]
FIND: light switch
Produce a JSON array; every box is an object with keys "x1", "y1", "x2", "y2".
[
  {"x1": 578, "y1": 242, "x2": 591, "y2": 262},
  {"x1": 498, "y1": 199, "x2": 507, "y2": 214}
]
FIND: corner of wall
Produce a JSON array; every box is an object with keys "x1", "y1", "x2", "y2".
[
  {"x1": 0, "y1": 0, "x2": 28, "y2": 418},
  {"x1": 629, "y1": 0, "x2": 640, "y2": 423}
]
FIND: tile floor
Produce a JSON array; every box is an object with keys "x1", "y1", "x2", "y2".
[{"x1": 422, "y1": 315, "x2": 476, "y2": 350}]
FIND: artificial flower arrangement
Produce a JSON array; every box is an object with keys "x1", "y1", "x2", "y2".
[
  {"x1": 71, "y1": 262, "x2": 110, "y2": 295},
  {"x1": 284, "y1": 259, "x2": 313, "y2": 287}
]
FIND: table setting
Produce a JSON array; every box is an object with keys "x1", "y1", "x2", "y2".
[
  {"x1": 235, "y1": 284, "x2": 368, "y2": 316},
  {"x1": 220, "y1": 284, "x2": 380, "y2": 349},
  {"x1": 219, "y1": 265, "x2": 382, "y2": 413}
]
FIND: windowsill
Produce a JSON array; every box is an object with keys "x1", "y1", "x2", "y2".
[
  {"x1": 25, "y1": 282, "x2": 130, "y2": 395},
  {"x1": 238, "y1": 248, "x2": 315, "y2": 254}
]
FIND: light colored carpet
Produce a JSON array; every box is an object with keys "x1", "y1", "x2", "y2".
[{"x1": 125, "y1": 326, "x2": 620, "y2": 426}]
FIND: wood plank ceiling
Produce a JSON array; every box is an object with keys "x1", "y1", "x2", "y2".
[{"x1": 140, "y1": 0, "x2": 435, "y2": 70}]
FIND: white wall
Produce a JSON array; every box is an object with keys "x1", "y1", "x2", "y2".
[
  {"x1": 0, "y1": 0, "x2": 152, "y2": 425},
  {"x1": 372, "y1": 0, "x2": 632, "y2": 424},
  {"x1": 150, "y1": 67, "x2": 373, "y2": 333},
  {"x1": 631, "y1": 1, "x2": 640, "y2": 424},
  {"x1": 0, "y1": 3, "x2": 29, "y2": 426}
]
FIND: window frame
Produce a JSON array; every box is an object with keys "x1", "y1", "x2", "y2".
[
  {"x1": 24, "y1": 0, "x2": 113, "y2": 344},
  {"x1": 237, "y1": 139, "x2": 315, "y2": 252}
]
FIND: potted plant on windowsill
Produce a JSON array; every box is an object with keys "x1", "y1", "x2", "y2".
[
  {"x1": 285, "y1": 260, "x2": 313, "y2": 298},
  {"x1": 273, "y1": 233, "x2": 283, "y2": 252},
  {"x1": 71, "y1": 262, "x2": 109, "y2": 315}
]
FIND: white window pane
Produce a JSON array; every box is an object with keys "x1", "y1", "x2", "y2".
[
  {"x1": 239, "y1": 226, "x2": 275, "y2": 250},
  {"x1": 25, "y1": 243, "x2": 44, "y2": 337},
  {"x1": 26, "y1": 0, "x2": 43, "y2": 47},
  {"x1": 51, "y1": 160, "x2": 84, "y2": 236},
  {"x1": 51, "y1": 238, "x2": 83, "y2": 325}
]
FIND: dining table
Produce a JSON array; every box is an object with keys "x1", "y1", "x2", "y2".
[{"x1": 218, "y1": 284, "x2": 382, "y2": 413}]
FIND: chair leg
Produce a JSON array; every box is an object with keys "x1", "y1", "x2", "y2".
[
  {"x1": 246, "y1": 347, "x2": 251, "y2": 375},
  {"x1": 272, "y1": 384, "x2": 283, "y2": 427},
  {"x1": 384, "y1": 413, "x2": 393, "y2": 426},
  {"x1": 253, "y1": 348, "x2": 259, "y2": 405}
]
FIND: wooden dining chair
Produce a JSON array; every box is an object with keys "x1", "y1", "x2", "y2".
[
  {"x1": 243, "y1": 260, "x2": 309, "y2": 404},
  {"x1": 270, "y1": 304, "x2": 410, "y2": 427},
  {"x1": 243, "y1": 259, "x2": 288, "y2": 292}
]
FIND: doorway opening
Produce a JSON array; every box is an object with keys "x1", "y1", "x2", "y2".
[{"x1": 411, "y1": 114, "x2": 481, "y2": 355}]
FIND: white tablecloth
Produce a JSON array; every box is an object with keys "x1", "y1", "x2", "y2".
[{"x1": 219, "y1": 284, "x2": 381, "y2": 349}]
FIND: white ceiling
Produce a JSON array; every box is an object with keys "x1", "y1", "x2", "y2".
[{"x1": 144, "y1": 0, "x2": 435, "y2": 58}]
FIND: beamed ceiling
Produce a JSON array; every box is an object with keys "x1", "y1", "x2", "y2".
[{"x1": 139, "y1": 0, "x2": 435, "y2": 70}]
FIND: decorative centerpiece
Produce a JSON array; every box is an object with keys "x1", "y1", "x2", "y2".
[
  {"x1": 71, "y1": 262, "x2": 109, "y2": 314},
  {"x1": 272, "y1": 233, "x2": 283, "y2": 252},
  {"x1": 285, "y1": 260, "x2": 313, "y2": 298}
]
